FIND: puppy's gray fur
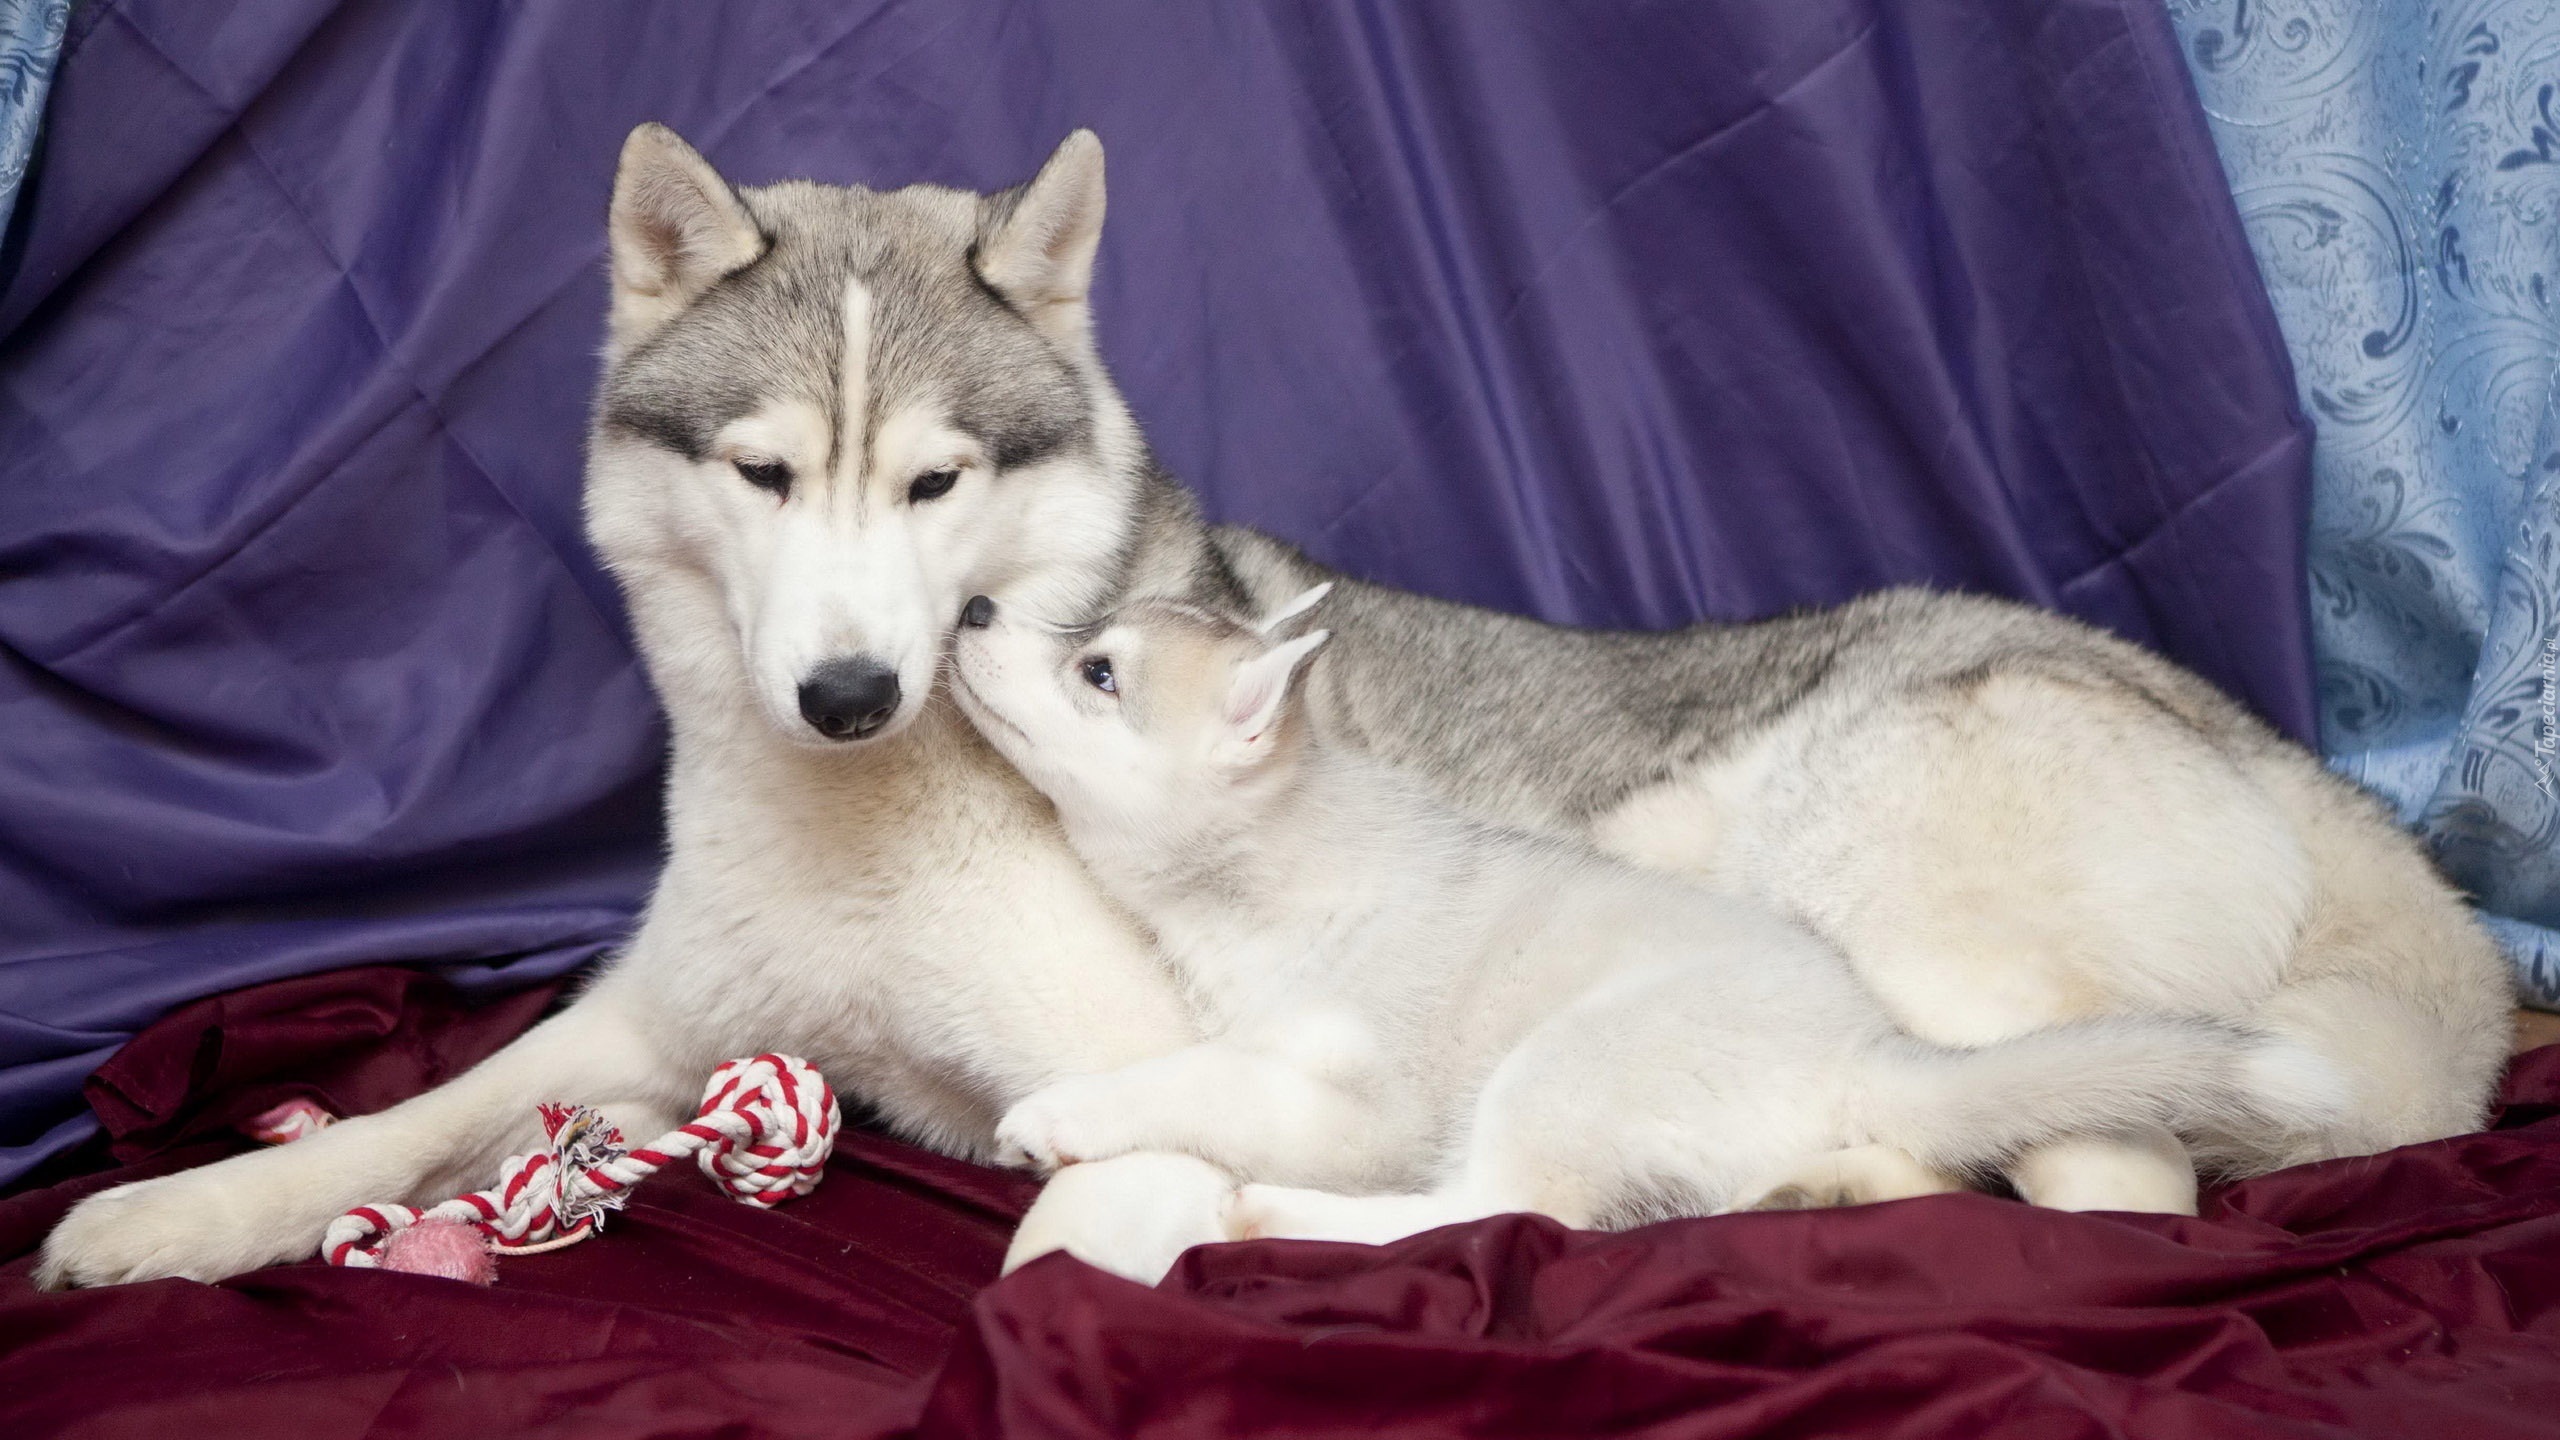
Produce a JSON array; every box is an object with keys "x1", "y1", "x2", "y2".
[{"x1": 952, "y1": 594, "x2": 2343, "y2": 1246}]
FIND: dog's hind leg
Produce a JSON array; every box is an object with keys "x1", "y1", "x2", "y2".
[
  {"x1": 2005, "y1": 1124, "x2": 2196, "y2": 1213},
  {"x1": 36, "y1": 978, "x2": 687, "y2": 1288},
  {"x1": 1734, "y1": 1144, "x2": 1968, "y2": 1212},
  {"x1": 1229, "y1": 1017, "x2": 1630, "y2": 1248}
]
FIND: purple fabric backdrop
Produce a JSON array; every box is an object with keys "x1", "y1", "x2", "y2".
[{"x1": 0, "y1": 0, "x2": 2313, "y2": 1185}]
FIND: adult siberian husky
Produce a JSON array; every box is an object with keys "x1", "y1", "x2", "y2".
[{"x1": 38, "y1": 126, "x2": 2511, "y2": 1288}]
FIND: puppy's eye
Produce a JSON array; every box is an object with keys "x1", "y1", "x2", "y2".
[
  {"x1": 1078, "y1": 656, "x2": 1117, "y2": 695},
  {"x1": 732, "y1": 457, "x2": 792, "y2": 495},
  {"x1": 908, "y1": 467, "x2": 961, "y2": 502}
]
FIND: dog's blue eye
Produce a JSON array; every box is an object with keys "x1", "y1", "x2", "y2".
[
  {"x1": 733, "y1": 458, "x2": 791, "y2": 495},
  {"x1": 1079, "y1": 656, "x2": 1116, "y2": 694},
  {"x1": 909, "y1": 468, "x2": 960, "y2": 502}
]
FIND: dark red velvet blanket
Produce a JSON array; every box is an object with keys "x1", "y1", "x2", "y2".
[{"x1": 5, "y1": 970, "x2": 2557, "y2": 1438}]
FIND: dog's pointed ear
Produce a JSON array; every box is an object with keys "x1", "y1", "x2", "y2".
[
  {"x1": 606, "y1": 124, "x2": 764, "y2": 352},
  {"x1": 975, "y1": 130, "x2": 1107, "y2": 343},
  {"x1": 1256, "y1": 582, "x2": 1335, "y2": 637},
  {"x1": 1216, "y1": 630, "x2": 1330, "y2": 768}
]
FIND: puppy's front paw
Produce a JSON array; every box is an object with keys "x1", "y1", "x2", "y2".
[
  {"x1": 1223, "y1": 1182, "x2": 1382, "y2": 1243},
  {"x1": 1222, "y1": 1183, "x2": 1278, "y2": 1241},
  {"x1": 993, "y1": 1076, "x2": 1142, "y2": 1173},
  {"x1": 1005, "y1": 1153, "x2": 1238, "y2": 1284}
]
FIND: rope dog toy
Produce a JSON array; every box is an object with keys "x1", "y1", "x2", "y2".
[{"x1": 320, "y1": 1053, "x2": 839, "y2": 1283}]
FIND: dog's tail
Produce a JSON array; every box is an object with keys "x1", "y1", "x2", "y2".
[{"x1": 1850, "y1": 1016, "x2": 2346, "y2": 1178}]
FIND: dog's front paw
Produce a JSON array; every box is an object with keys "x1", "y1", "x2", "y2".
[
  {"x1": 1226, "y1": 1182, "x2": 1346, "y2": 1241},
  {"x1": 35, "y1": 1165, "x2": 318, "y2": 1288},
  {"x1": 993, "y1": 1076, "x2": 1145, "y2": 1173},
  {"x1": 1222, "y1": 1182, "x2": 1280, "y2": 1241},
  {"x1": 1004, "y1": 1153, "x2": 1239, "y2": 1283}
]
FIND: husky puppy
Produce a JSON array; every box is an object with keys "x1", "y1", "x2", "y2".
[
  {"x1": 39, "y1": 125, "x2": 2511, "y2": 1289},
  {"x1": 948, "y1": 592, "x2": 2338, "y2": 1240}
]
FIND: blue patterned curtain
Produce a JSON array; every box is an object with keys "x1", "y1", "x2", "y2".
[
  {"x1": 2171, "y1": 1, "x2": 2560, "y2": 1006},
  {"x1": 0, "y1": 0, "x2": 65, "y2": 237}
]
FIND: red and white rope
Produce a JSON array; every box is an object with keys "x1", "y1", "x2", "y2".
[{"x1": 322, "y1": 1053, "x2": 839, "y2": 1271}]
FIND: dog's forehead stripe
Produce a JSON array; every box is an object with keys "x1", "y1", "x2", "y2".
[
  {"x1": 837, "y1": 275, "x2": 874, "y2": 489},
  {"x1": 598, "y1": 182, "x2": 1093, "y2": 477}
]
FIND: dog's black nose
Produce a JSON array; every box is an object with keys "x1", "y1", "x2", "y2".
[
  {"x1": 798, "y1": 658, "x2": 902, "y2": 740},
  {"x1": 960, "y1": 595, "x2": 995, "y2": 629}
]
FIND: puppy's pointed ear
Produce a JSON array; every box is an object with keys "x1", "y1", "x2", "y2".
[
  {"x1": 1255, "y1": 583, "x2": 1334, "y2": 637},
  {"x1": 606, "y1": 124, "x2": 764, "y2": 353},
  {"x1": 1216, "y1": 630, "x2": 1330, "y2": 768},
  {"x1": 975, "y1": 130, "x2": 1106, "y2": 344}
]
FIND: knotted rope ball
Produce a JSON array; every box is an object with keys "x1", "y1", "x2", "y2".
[
  {"x1": 680, "y1": 1052, "x2": 837, "y2": 1205},
  {"x1": 321, "y1": 1053, "x2": 840, "y2": 1281}
]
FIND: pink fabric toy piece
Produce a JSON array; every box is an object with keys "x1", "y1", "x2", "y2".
[{"x1": 376, "y1": 1218, "x2": 498, "y2": 1284}]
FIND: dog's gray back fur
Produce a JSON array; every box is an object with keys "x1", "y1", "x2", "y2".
[{"x1": 1210, "y1": 528, "x2": 2267, "y2": 833}]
